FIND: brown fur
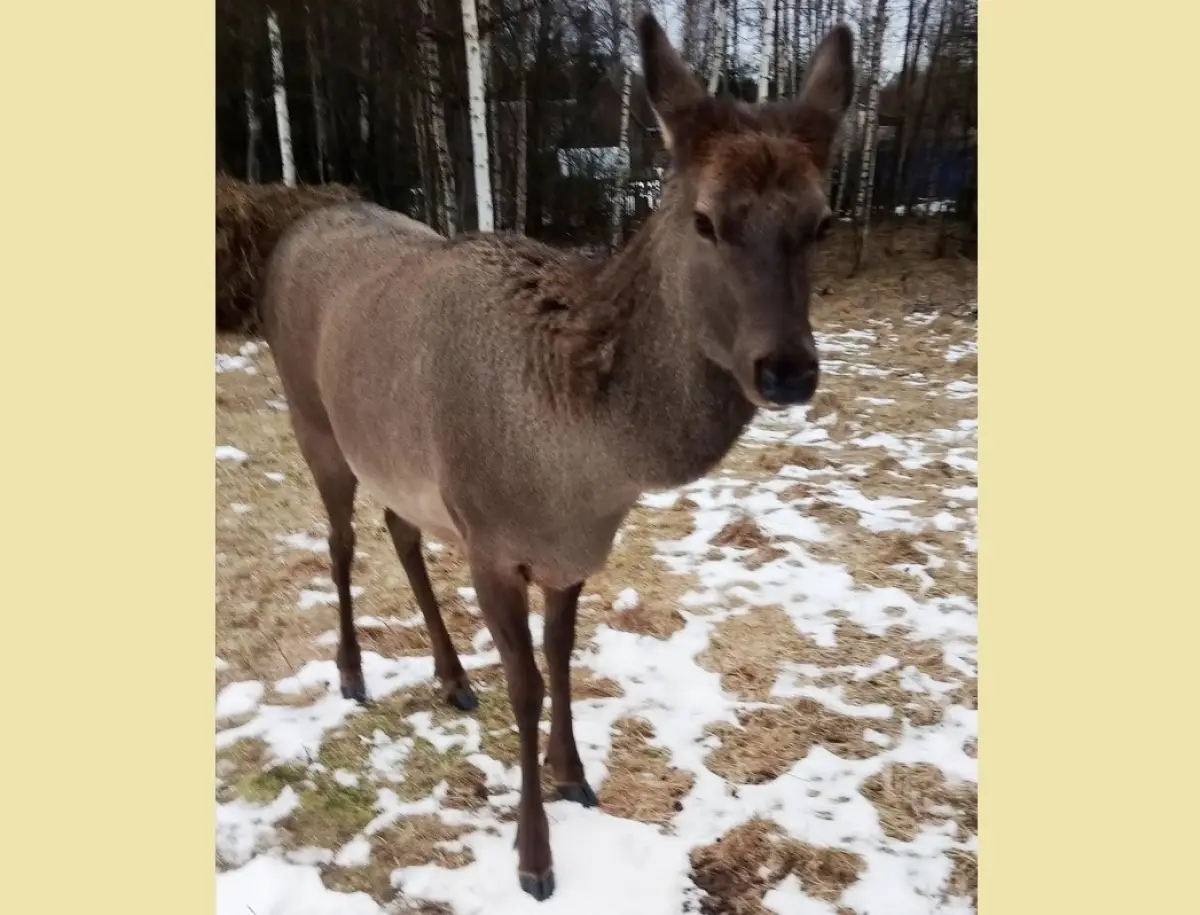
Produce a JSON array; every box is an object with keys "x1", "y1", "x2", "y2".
[{"x1": 259, "y1": 14, "x2": 855, "y2": 902}]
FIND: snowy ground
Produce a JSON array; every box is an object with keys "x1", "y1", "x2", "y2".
[{"x1": 215, "y1": 310, "x2": 978, "y2": 915}]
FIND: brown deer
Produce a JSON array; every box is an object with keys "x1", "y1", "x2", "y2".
[{"x1": 260, "y1": 14, "x2": 854, "y2": 901}]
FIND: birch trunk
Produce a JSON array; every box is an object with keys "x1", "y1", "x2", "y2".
[
  {"x1": 831, "y1": 0, "x2": 855, "y2": 211},
  {"x1": 853, "y1": 0, "x2": 888, "y2": 272},
  {"x1": 707, "y1": 0, "x2": 727, "y2": 94},
  {"x1": 478, "y1": 0, "x2": 501, "y2": 228},
  {"x1": 266, "y1": 9, "x2": 296, "y2": 187},
  {"x1": 787, "y1": 0, "x2": 796, "y2": 94},
  {"x1": 732, "y1": 0, "x2": 740, "y2": 86},
  {"x1": 778, "y1": 0, "x2": 790, "y2": 97},
  {"x1": 419, "y1": 0, "x2": 458, "y2": 234},
  {"x1": 304, "y1": 5, "x2": 327, "y2": 183},
  {"x1": 462, "y1": 0, "x2": 494, "y2": 231},
  {"x1": 757, "y1": 0, "x2": 776, "y2": 102},
  {"x1": 610, "y1": 0, "x2": 634, "y2": 249}
]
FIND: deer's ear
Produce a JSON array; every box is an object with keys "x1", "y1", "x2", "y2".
[
  {"x1": 796, "y1": 24, "x2": 856, "y2": 121},
  {"x1": 637, "y1": 12, "x2": 706, "y2": 155}
]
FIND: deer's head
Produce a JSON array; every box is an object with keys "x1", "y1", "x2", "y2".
[{"x1": 638, "y1": 14, "x2": 854, "y2": 408}]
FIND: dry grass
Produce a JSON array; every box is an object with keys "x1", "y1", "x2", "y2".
[
  {"x1": 806, "y1": 499, "x2": 862, "y2": 528},
  {"x1": 946, "y1": 848, "x2": 978, "y2": 907},
  {"x1": 216, "y1": 177, "x2": 360, "y2": 331},
  {"x1": 859, "y1": 762, "x2": 977, "y2": 842},
  {"x1": 706, "y1": 699, "x2": 901, "y2": 783},
  {"x1": 277, "y1": 773, "x2": 380, "y2": 851},
  {"x1": 711, "y1": 516, "x2": 772, "y2": 550},
  {"x1": 322, "y1": 816, "x2": 473, "y2": 904},
  {"x1": 699, "y1": 606, "x2": 809, "y2": 702},
  {"x1": 748, "y1": 443, "x2": 830, "y2": 476},
  {"x1": 689, "y1": 818, "x2": 864, "y2": 914},
  {"x1": 597, "y1": 717, "x2": 694, "y2": 824},
  {"x1": 701, "y1": 615, "x2": 976, "y2": 735},
  {"x1": 397, "y1": 741, "x2": 489, "y2": 809}
]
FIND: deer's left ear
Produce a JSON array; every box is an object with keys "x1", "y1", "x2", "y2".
[
  {"x1": 637, "y1": 12, "x2": 708, "y2": 156},
  {"x1": 796, "y1": 24, "x2": 856, "y2": 121}
]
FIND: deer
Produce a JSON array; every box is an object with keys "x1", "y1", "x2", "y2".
[{"x1": 259, "y1": 14, "x2": 854, "y2": 901}]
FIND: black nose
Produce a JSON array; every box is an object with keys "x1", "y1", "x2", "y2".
[{"x1": 754, "y1": 357, "x2": 819, "y2": 405}]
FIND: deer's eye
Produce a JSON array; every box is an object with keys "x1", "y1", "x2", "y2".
[
  {"x1": 693, "y1": 211, "x2": 717, "y2": 242},
  {"x1": 814, "y1": 215, "x2": 833, "y2": 242}
]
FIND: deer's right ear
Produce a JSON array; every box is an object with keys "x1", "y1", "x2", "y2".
[{"x1": 637, "y1": 13, "x2": 706, "y2": 156}]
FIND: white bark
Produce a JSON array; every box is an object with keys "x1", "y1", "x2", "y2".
[
  {"x1": 478, "y1": 0, "x2": 501, "y2": 228},
  {"x1": 707, "y1": 0, "x2": 727, "y2": 94},
  {"x1": 462, "y1": 0, "x2": 494, "y2": 231},
  {"x1": 419, "y1": 0, "x2": 458, "y2": 234},
  {"x1": 757, "y1": 0, "x2": 776, "y2": 102},
  {"x1": 832, "y1": 0, "x2": 854, "y2": 211},
  {"x1": 611, "y1": 0, "x2": 634, "y2": 249},
  {"x1": 266, "y1": 10, "x2": 295, "y2": 187},
  {"x1": 854, "y1": 0, "x2": 888, "y2": 269},
  {"x1": 782, "y1": 0, "x2": 793, "y2": 97}
]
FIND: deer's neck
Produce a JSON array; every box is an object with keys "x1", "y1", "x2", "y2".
[{"x1": 589, "y1": 220, "x2": 756, "y2": 491}]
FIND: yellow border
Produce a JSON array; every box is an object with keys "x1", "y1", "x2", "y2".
[
  {"x1": 982, "y1": 2, "x2": 1199, "y2": 912},
  {"x1": 4, "y1": 3, "x2": 214, "y2": 913},
  {"x1": 7, "y1": 2, "x2": 1198, "y2": 913}
]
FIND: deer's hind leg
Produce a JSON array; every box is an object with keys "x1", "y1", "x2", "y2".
[
  {"x1": 292, "y1": 418, "x2": 366, "y2": 703},
  {"x1": 383, "y1": 509, "x2": 477, "y2": 711}
]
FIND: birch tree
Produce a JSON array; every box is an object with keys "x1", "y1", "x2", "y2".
[
  {"x1": 418, "y1": 0, "x2": 458, "y2": 234},
  {"x1": 757, "y1": 0, "x2": 776, "y2": 101},
  {"x1": 266, "y1": 8, "x2": 296, "y2": 187},
  {"x1": 479, "y1": 0, "x2": 501, "y2": 227},
  {"x1": 832, "y1": 0, "x2": 855, "y2": 212},
  {"x1": 853, "y1": 0, "x2": 888, "y2": 271},
  {"x1": 462, "y1": 0, "x2": 494, "y2": 231},
  {"x1": 610, "y1": 0, "x2": 634, "y2": 248},
  {"x1": 707, "y1": 0, "x2": 728, "y2": 94}
]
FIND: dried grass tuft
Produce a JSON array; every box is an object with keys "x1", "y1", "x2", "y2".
[{"x1": 216, "y1": 176, "x2": 360, "y2": 331}]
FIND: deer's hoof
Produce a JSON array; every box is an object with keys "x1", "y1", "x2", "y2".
[
  {"x1": 340, "y1": 680, "x2": 369, "y2": 704},
  {"x1": 557, "y1": 781, "x2": 598, "y2": 808},
  {"x1": 519, "y1": 869, "x2": 556, "y2": 901},
  {"x1": 447, "y1": 686, "x2": 479, "y2": 712}
]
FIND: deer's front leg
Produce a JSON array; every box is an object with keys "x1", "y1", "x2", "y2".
[
  {"x1": 471, "y1": 559, "x2": 554, "y2": 901},
  {"x1": 543, "y1": 582, "x2": 597, "y2": 807}
]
